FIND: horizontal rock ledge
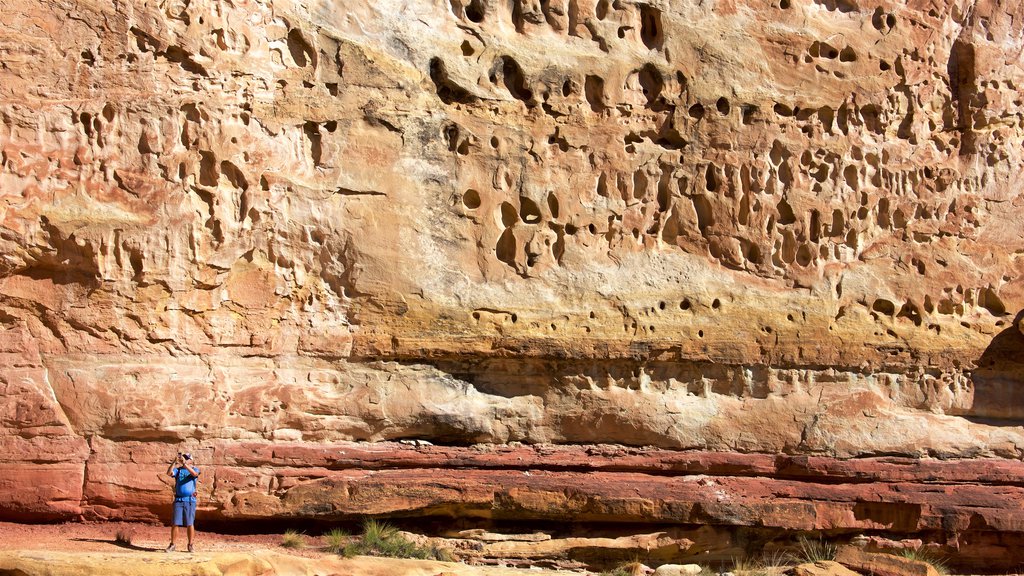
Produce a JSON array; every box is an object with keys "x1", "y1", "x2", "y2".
[
  {"x1": 5, "y1": 441, "x2": 1024, "y2": 569},
  {"x1": 29, "y1": 442, "x2": 1024, "y2": 529},
  {"x1": 210, "y1": 441, "x2": 1024, "y2": 486}
]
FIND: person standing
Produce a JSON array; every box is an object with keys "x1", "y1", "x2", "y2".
[{"x1": 166, "y1": 452, "x2": 201, "y2": 552}]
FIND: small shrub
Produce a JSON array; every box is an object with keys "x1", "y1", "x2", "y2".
[
  {"x1": 341, "y1": 519, "x2": 452, "y2": 561},
  {"x1": 281, "y1": 529, "x2": 307, "y2": 549},
  {"x1": 342, "y1": 540, "x2": 362, "y2": 558},
  {"x1": 323, "y1": 528, "x2": 349, "y2": 553},
  {"x1": 900, "y1": 547, "x2": 950, "y2": 575},
  {"x1": 361, "y1": 519, "x2": 399, "y2": 550},
  {"x1": 114, "y1": 529, "x2": 133, "y2": 546},
  {"x1": 732, "y1": 552, "x2": 791, "y2": 576},
  {"x1": 796, "y1": 536, "x2": 836, "y2": 563}
]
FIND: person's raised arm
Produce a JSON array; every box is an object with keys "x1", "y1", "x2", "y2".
[
  {"x1": 182, "y1": 456, "x2": 200, "y2": 477},
  {"x1": 167, "y1": 454, "x2": 180, "y2": 477}
]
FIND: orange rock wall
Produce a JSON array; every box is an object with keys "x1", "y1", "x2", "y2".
[{"x1": 1, "y1": 0, "x2": 1023, "y2": 568}]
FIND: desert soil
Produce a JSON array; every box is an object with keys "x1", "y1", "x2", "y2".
[
  {"x1": 0, "y1": 521, "x2": 311, "y2": 555},
  {"x1": 0, "y1": 521, "x2": 593, "y2": 576}
]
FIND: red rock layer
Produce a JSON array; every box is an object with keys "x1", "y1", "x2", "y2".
[{"x1": 8, "y1": 441, "x2": 1020, "y2": 571}]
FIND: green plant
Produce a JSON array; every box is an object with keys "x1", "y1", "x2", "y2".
[
  {"x1": 281, "y1": 529, "x2": 307, "y2": 549},
  {"x1": 900, "y1": 547, "x2": 950, "y2": 576},
  {"x1": 340, "y1": 519, "x2": 452, "y2": 561},
  {"x1": 361, "y1": 519, "x2": 399, "y2": 550},
  {"x1": 796, "y1": 536, "x2": 837, "y2": 563},
  {"x1": 342, "y1": 540, "x2": 362, "y2": 558},
  {"x1": 323, "y1": 528, "x2": 349, "y2": 553}
]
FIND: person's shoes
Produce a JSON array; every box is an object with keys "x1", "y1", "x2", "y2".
[
  {"x1": 165, "y1": 544, "x2": 175, "y2": 553},
  {"x1": 187, "y1": 544, "x2": 194, "y2": 553}
]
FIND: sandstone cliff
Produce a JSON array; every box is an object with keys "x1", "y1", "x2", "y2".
[{"x1": 0, "y1": 0, "x2": 1022, "y2": 570}]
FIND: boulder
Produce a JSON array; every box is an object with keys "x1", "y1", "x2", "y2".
[
  {"x1": 835, "y1": 546, "x2": 939, "y2": 576},
  {"x1": 790, "y1": 561, "x2": 862, "y2": 576},
  {"x1": 653, "y1": 565, "x2": 704, "y2": 576}
]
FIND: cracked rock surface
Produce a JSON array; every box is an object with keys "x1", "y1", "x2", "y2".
[{"x1": 1, "y1": 0, "x2": 1023, "y2": 570}]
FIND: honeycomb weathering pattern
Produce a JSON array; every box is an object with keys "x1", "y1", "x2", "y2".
[{"x1": 0, "y1": 0, "x2": 1023, "y2": 566}]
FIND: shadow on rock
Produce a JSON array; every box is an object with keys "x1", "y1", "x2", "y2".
[
  {"x1": 69, "y1": 537, "x2": 161, "y2": 552},
  {"x1": 964, "y1": 309, "x2": 1024, "y2": 425}
]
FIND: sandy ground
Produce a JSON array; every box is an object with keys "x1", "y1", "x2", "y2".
[
  {"x1": 0, "y1": 521, "x2": 313, "y2": 556},
  {"x1": 0, "y1": 522, "x2": 592, "y2": 576},
  {"x1": 0, "y1": 522, "x2": 1003, "y2": 576}
]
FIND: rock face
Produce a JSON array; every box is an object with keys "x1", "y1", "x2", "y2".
[
  {"x1": 0, "y1": 0, "x2": 1023, "y2": 571},
  {"x1": 835, "y1": 546, "x2": 940, "y2": 576}
]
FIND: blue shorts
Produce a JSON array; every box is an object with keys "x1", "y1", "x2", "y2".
[{"x1": 172, "y1": 498, "x2": 197, "y2": 527}]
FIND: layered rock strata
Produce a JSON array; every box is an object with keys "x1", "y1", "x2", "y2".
[
  {"x1": 18, "y1": 441, "x2": 1022, "y2": 570},
  {"x1": 1, "y1": 0, "x2": 1023, "y2": 572}
]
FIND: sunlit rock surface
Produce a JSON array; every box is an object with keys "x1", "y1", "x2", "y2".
[{"x1": 1, "y1": 0, "x2": 1023, "y2": 570}]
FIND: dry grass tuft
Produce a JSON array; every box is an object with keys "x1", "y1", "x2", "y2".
[
  {"x1": 340, "y1": 519, "x2": 451, "y2": 561},
  {"x1": 731, "y1": 550, "x2": 793, "y2": 576},
  {"x1": 322, "y1": 528, "x2": 349, "y2": 553},
  {"x1": 114, "y1": 529, "x2": 133, "y2": 546},
  {"x1": 281, "y1": 529, "x2": 307, "y2": 549},
  {"x1": 795, "y1": 536, "x2": 837, "y2": 563},
  {"x1": 900, "y1": 547, "x2": 950, "y2": 576}
]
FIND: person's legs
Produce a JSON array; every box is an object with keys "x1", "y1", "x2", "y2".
[
  {"x1": 185, "y1": 500, "x2": 196, "y2": 552},
  {"x1": 168, "y1": 501, "x2": 183, "y2": 551}
]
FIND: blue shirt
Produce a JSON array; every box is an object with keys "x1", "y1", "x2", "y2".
[{"x1": 173, "y1": 466, "x2": 200, "y2": 499}]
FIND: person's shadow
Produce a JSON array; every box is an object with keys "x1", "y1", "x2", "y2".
[
  {"x1": 69, "y1": 537, "x2": 161, "y2": 552},
  {"x1": 963, "y1": 309, "x2": 1024, "y2": 425}
]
